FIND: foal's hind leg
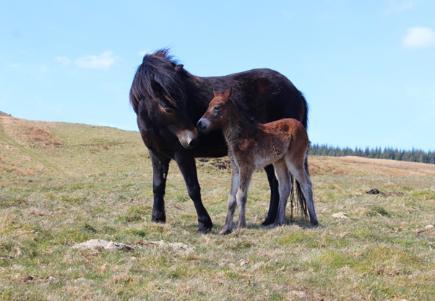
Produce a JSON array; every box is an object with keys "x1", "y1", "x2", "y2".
[
  {"x1": 286, "y1": 158, "x2": 318, "y2": 226},
  {"x1": 273, "y1": 160, "x2": 291, "y2": 226}
]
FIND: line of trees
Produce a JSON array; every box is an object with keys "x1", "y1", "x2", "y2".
[{"x1": 309, "y1": 144, "x2": 435, "y2": 164}]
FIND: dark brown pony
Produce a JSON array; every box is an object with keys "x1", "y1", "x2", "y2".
[
  {"x1": 198, "y1": 89, "x2": 318, "y2": 234},
  {"x1": 129, "y1": 49, "x2": 309, "y2": 232}
]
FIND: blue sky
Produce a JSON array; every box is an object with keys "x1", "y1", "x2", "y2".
[{"x1": 1, "y1": 0, "x2": 434, "y2": 150}]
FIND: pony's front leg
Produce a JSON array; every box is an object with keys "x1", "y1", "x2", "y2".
[
  {"x1": 174, "y1": 152, "x2": 213, "y2": 233},
  {"x1": 220, "y1": 159, "x2": 239, "y2": 235},
  {"x1": 150, "y1": 150, "x2": 170, "y2": 223},
  {"x1": 236, "y1": 167, "x2": 254, "y2": 229}
]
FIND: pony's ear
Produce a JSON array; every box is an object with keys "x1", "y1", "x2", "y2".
[
  {"x1": 213, "y1": 90, "x2": 220, "y2": 97},
  {"x1": 175, "y1": 64, "x2": 184, "y2": 72},
  {"x1": 222, "y1": 87, "x2": 232, "y2": 99}
]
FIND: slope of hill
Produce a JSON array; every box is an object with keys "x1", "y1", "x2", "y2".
[{"x1": 1, "y1": 115, "x2": 434, "y2": 300}]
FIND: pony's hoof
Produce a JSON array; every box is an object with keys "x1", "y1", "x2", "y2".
[
  {"x1": 197, "y1": 218, "x2": 213, "y2": 234},
  {"x1": 151, "y1": 211, "x2": 166, "y2": 223},
  {"x1": 273, "y1": 221, "x2": 285, "y2": 227},
  {"x1": 261, "y1": 216, "x2": 275, "y2": 226}
]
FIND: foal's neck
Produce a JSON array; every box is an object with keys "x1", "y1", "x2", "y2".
[{"x1": 222, "y1": 104, "x2": 258, "y2": 148}]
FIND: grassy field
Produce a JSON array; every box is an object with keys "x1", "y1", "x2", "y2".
[{"x1": 0, "y1": 115, "x2": 434, "y2": 300}]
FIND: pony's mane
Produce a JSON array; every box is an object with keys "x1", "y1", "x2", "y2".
[{"x1": 130, "y1": 48, "x2": 187, "y2": 114}]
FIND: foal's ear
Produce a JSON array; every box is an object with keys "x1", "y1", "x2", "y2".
[
  {"x1": 213, "y1": 88, "x2": 232, "y2": 98},
  {"x1": 222, "y1": 88, "x2": 232, "y2": 99}
]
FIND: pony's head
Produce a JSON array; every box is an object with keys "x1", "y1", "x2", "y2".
[
  {"x1": 197, "y1": 89, "x2": 232, "y2": 133},
  {"x1": 130, "y1": 49, "x2": 198, "y2": 149}
]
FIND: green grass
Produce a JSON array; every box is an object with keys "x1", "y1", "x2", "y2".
[{"x1": 0, "y1": 116, "x2": 434, "y2": 300}]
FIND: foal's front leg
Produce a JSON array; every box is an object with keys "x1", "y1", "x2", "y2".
[
  {"x1": 236, "y1": 167, "x2": 254, "y2": 229},
  {"x1": 220, "y1": 159, "x2": 239, "y2": 235}
]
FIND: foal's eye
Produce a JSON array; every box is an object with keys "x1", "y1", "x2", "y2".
[{"x1": 214, "y1": 105, "x2": 221, "y2": 112}]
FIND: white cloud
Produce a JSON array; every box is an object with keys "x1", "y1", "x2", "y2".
[
  {"x1": 385, "y1": 0, "x2": 414, "y2": 14},
  {"x1": 75, "y1": 51, "x2": 115, "y2": 69},
  {"x1": 55, "y1": 56, "x2": 71, "y2": 66},
  {"x1": 55, "y1": 51, "x2": 115, "y2": 70},
  {"x1": 402, "y1": 27, "x2": 435, "y2": 49}
]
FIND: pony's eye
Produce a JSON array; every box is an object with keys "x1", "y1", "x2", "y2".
[
  {"x1": 163, "y1": 105, "x2": 175, "y2": 113},
  {"x1": 214, "y1": 105, "x2": 221, "y2": 112}
]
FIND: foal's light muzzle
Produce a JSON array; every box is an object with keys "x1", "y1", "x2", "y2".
[{"x1": 196, "y1": 118, "x2": 211, "y2": 133}]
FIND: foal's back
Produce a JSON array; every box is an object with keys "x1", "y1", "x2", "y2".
[{"x1": 253, "y1": 118, "x2": 308, "y2": 169}]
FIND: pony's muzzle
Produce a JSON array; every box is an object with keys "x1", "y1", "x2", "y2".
[
  {"x1": 176, "y1": 129, "x2": 199, "y2": 149},
  {"x1": 196, "y1": 118, "x2": 210, "y2": 133}
]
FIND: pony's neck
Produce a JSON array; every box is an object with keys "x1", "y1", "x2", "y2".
[{"x1": 222, "y1": 104, "x2": 258, "y2": 147}]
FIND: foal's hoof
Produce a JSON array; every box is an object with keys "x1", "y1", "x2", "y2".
[
  {"x1": 310, "y1": 219, "x2": 319, "y2": 227},
  {"x1": 151, "y1": 212, "x2": 166, "y2": 223},
  {"x1": 219, "y1": 227, "x2": 233, "y2": 235}
]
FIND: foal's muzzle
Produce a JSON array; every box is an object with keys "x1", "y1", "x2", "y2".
[{"x1": 196, "y1": 118, "x2": 210, "y2": 133}]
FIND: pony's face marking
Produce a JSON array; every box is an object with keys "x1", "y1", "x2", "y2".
[
  {"x1": 197, "y1": 89, "x2": 232, "y2": 133},
  {"x1": 151, "y1": 97, "x2": 199, "y2": 149},
  {"x1": 174, "y1": 128, "x2": 199, "y2": 149}
]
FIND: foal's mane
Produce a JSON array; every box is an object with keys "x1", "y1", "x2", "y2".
[
  {"x1": 226, "y1": 87, "x2": 258, "y2": 138},
  {"x1": 129, "y1": 49, "x2": 188, "y2": 114}
]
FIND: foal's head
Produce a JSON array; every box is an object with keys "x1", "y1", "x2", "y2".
[{"x1": 197, "y1": 89, "x2": 232, "y2": 133}]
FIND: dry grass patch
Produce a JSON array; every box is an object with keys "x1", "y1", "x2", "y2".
[{"x1": 0, "y1": 116, "x2": 434, "y2": 300}]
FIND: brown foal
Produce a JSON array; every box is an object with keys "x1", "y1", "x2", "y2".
[{"x1": 197, "y1": 89, "x2": 318, "y2": 234}]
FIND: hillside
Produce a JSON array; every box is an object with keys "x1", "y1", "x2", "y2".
[{"x1": 1, "y1": 115, "x2": 434, "y2": 300}]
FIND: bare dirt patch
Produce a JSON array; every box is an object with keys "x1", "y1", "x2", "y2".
[{"x1": 1, "y1": 116, "x2": 61, "y2": 147}]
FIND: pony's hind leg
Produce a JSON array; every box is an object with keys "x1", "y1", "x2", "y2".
[
  {"x1": 220, "y1": 159, "x2": 240, "y2": 235},
  {"x1": 262, "y1": 165, "x2": 279, "y2": 226},
  {"x1": 273, "y1": 160, "x2": 291, "y2": 226},
  {"x1": 286, "y1": 157, "x2": 318, "y2": 226}
]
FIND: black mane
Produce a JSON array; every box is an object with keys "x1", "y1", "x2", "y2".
[{"x1": 130, "y1": 49, "x2": 187, "y2": 114}]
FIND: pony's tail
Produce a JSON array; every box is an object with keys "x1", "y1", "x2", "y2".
[
  {"x1": 289, "y1": 177, "x2": 308, "y2": 220},
  {"x1": 290, "y1": 92, "x2": 309, "y2": 220},
  {"x1": 290, "y1": 179, "x2": 309, "y2": 221}
]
